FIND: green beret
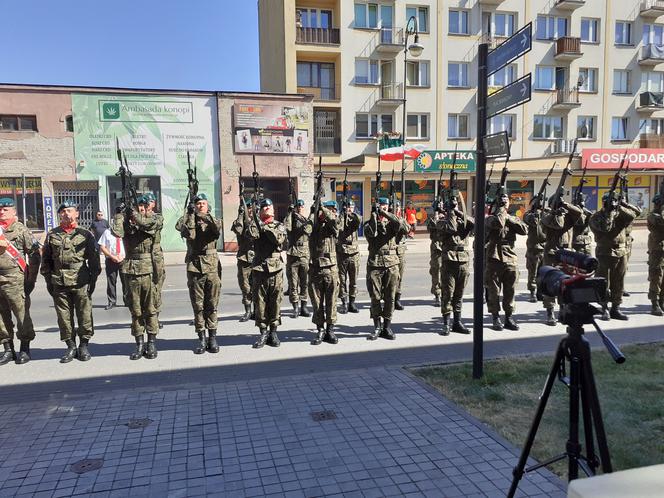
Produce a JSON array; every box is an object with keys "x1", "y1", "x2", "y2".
[
  {"x1": 194, "y1": 193, "x2": 208, "y2": 202},
  {"x1": 323, "y1": 200, "x2": 338, "y2": 209},
  {"x1": 260, "y1": 198, "x2": 273, "y2": 207},
  {"x1": 296, "y1": 199, "x2": 305, "y2": 207},
  {"x1": 137, "y1": 195, "x2": 149, "y2": 205},
  {"x1": 57, "y1": 200, "x2": 78, "y2": 212},
  {"x1": 654, "y1": 194, "x2": 663, "y2": 205},
  {"x1": 144, "y1": 192, "x2": 156, "y2": 202},
  {"x1": 378, "y1": 197, "x2": 389, "y2": 205},
  {"x1": 347, "y1": 199, "x2": 355, "y2": 207},
  {"x1": 0, "y1": 197, "x2": 15, "y2": 208}
]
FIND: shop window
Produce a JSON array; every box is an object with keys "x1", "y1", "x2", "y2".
[
  {"x1": 0, "y1": 177, "x2": 44, "y2": 229},
  {"x1": 106, "y1": 176, "x2": 162, "y2": 214},
  {"x1": 0, "y1": 115, "x2": 37, "y2": 132}
]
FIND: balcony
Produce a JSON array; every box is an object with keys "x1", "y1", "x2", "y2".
[
  {"x1": 639, "y1": 43, "x2": 664, "y2": 65},
  {"x1": 640, "y1": 133, "x2": 664, "y2": 147},
  {"x1": 550, "y1": 138, "x2": 578, "y2": 155},
  {"x1": 296, "y1": 85, "x2": 339, "y2": 102},
  {"x1": 554, "y1": 0, "x2": 585, "y2": 10},
  {"x1": 554, "y1": 37, "x2": 582, "y2": 61},
  {"x1": 551, "y1": 88, "x2": 581, "y2": 110},
  {"x1": 296, "y1": 26, "x2": 340, "y2": 45},
  {"x1": 640, "y1": 0, "x2": 664, "y2": 18},
  {"x1": 481, "y1": 34, "x2": 509, "y2": 50},
  {"x1": 637, "y1": 91, "x2": 664, "y2": 113},
  {"x1": 376, "y1": 83, "x2": 404, "y2": 106},
  {"x1": 478, "y1": 0, "x2": 505, "y2": 4},
  {"x1": 376, "y1": 28, "x2": 404, "y2": 53}
]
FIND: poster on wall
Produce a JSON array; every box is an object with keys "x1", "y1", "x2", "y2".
[
  {"x1": 233, "y1": 103, "x2": 309, "y2": 154},
  {"x1": 72, "y1": 94, "x2": 220, "y2": 251}
]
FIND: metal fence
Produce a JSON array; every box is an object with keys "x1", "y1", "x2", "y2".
[{"x1": 52, "y1": 181, "x2": 99, "y2": 228}]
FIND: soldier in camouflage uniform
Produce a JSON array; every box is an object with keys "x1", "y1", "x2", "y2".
[
  {"x1": 41, "y1": 201, "x2": 100, "y2": 363},
  {"x1": 647, "y1": 194, "x2": 664, "y2": 316},
  {"x1": 394, "y1": 200, "x2": 406, "y2": 311},
  {"x1": 284, "y1": 199, "x2": 312, "y2": 318},
  {"x1": 0, "y1": 198, "x2": 41, "y2": 365},
  {"x1": 145, "y1": 192, "x2": 165, "y2": 328},
  {"x1": 231, "y1": 199, "x2": 254, "y2": 322},
  {"x1": 427, "y1": 203, "x2": 444, "y2": 307},
  {"x1": 438, "y1": 193, "x2": 474, "y2": 336},
  {"x1": 336, "y1": 200, "x2": 361, "y2": 314},
  {"x1": 176, "y1": 193, "x2": 223, "y2": 354},
  {"x1": 309, "y1": 200, "x2": 340, "y2": 345},
  {"x1": 589, "y1": 192, "x2": 640, "y2": 321},
  {"x1": 524, "y1": 204, "x2": 547, "y2": 303},
  {"x1": 485, "y1": 191, "x2": 528, "y2": 331},
  {"x1": 248, "y1": 198, "x2": 287, "y2": 348},
  {"x1": 541, "y1": 198, "x2": 582, "y2": 325},
  {"x1": 572, "y1": 194, "x2": 593, "y2": 256},
  {"x1": 364, "y1": 197, "x2": 410, "y2": 340},
  {"x1": 112, "y1": 196, "x2": 163, "y2": 359}
]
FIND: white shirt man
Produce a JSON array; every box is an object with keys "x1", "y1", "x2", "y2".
[{"x1": 98, "y1": 228, "x2": 125, "y2": 310}]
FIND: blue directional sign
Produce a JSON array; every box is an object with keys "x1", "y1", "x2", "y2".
[
  {"x1": 486, "y1": 73, "x2": 531, "y2": 119},
  {"x1": 487, "y1": 23, "x2": 532, "y2": 76}
]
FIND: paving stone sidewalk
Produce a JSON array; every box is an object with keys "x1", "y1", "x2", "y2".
[{"x1": 0, "y1": 367, "x2": 565, "y2": 498}]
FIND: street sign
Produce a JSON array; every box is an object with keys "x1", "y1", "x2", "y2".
[
  {"x1": 487, "y1": 23, "x2": 532, "y2": 76},
  {"x1": 486, "y1": 73, "x2": 531, "y2": 119},
  {"x1": 483, "y1": 131, "x2": 510, "y2": 159}
]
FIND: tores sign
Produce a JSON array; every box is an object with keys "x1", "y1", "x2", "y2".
[{"x1": 582, "y1": 148, "x2": 664, "y2": 169}]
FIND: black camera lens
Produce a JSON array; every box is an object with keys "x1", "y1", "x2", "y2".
[
  {"x1": 537, "y1": 266, "x2": 569, "y2": 298},
  {"x1": 555, "y1": 249, "x2": 598, "y2": 273}
]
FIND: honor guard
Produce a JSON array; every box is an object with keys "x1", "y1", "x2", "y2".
[
  {"x1": 572, "y1": 193, "x2": 593, "y2": 256},
  {"x1": 524, "y1": 204, "x2": 547, "y2": 304},
  {"x1": 393, "y1": 200, "x2": 406, "y2": 311},
  {"x1": 336, "y1": 199, "x2": 361, "y2": 314},
  {"x1": 231, "y1": 198, "x2": 255, "y2": 322},
  {"x1": 144, "y1": 192, "x2": 166, "y2": 329},
  {"x1": 647, "y1": 194, "x2": 664, "y2": 316},
  {"x1": 284, "y1": 199, "x2": 312, "y2": 318},
  {"x1": 427, "y1": 201, "x2": 444, "y2": 308}
]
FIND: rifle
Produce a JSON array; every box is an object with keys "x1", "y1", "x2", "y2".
[
  {"x1": 374, "y1": 155, "x2": 382, "y2": 213},
  {"x1": 607, "y1": 149, "x2": 628, "y2": 208},
  {"x1": 287, "y1": 165, "x2": 297, "y2": 208},
  {"x1": 388, "y1": 165, "x2": 396, "y2": 212},
  {"x1": 549, "y1": 139, "x2": 577, "y2": 211},
  {"x1": 489, "y1": 163, "x2": 509, "y2": 215},
  {"x1": 251, "y1": 155, "x2": 262, "y2": 227},
  {"x1": 530, "y1": 162, "x2": 556, "y2": 211},
  {"x1": 115, "y1": 137, "x2": 139, "y2": 217},
  {"x1": 312, "y1": 156, "x2": 324, "y2": 221},
  {"x1": 573, "y1": 161, "x2": 588, "y2": 206},
  {"x1": 185, "y1": 149, "x2": 199, "y2": 210},
  {"x1": 239, "y1": 167, "x2": 249, "y2": 219},
  {"x1": 620, "y1": 160, "x2": 630, "y2": 204},
  {"x1": 342, "y1": 167, "x2": 349, "y2": 226}
]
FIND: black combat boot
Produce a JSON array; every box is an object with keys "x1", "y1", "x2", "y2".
[
  {"x1": 348, "y1": 297, "x2": 359, "y2": 313},
  {"x1": 324, "y1": 324, "x2": 338, "y2": 344},
  {"x1": 492, "y1": 314, "x2": 503, "y2": 331},
  {"x1": 158, "y1": 320, "x2": 164, "y2": 329},
  {"x1": 380, "y1": 319, "x2": 395, "y2": 340},
  {"x1": 434, "y1": 295, "x2": 441, "y2": 307},
  {"x1": 545, "y1": 308, "x2": 556, "y2": 326},
  {"x1": 15, "y1": 341, "x2": 31, "y2": 364},
  {"x1": 77, "y1": 338, "x2": 91, "y2": 362},
  {"x1": 394, "y1": 294, "x2": 404, "y2": 311},
  {"x1": 292, "y1": 303, "x2": 299, "y2": 318},
  {"x1": 452, "y1": 312, "x2": 470, "y2": 334},
  {"x1": 504, "y1": 314, "x2": 519, "y2": 331},
  {"x1": 130, "y1": 336, "x2": 145, "y2": 360},
  {"x1": 268, "y1": 324, "x2": 280, "y2": 347},
  {"x1": 60, "y1": 339, "x2": 77, "y2": 363},
  {"x1": 623, "y1": 290, "x2": 630, "y2": 297},
  {"x1": 311, "y1": 327, "x2": 325, "y2": 345},
  {"x1": 144, "y1": 334, "x2": 158, "y2": 359},
  {"x1": 529, "y1": 290, "x2": 537, "y2": 303},
  {"x1": 651, "y1": 300, "x2": 664, "y2": 316},
  {"x1": 339, "y1": 298, "x2": 348, "y2": 314},
  {"x1": 194, "y1": 331, "x2": 206, "y2": 355},
  {"x1": 440, "y1": 314, "x2": 450, "y2": 336},
  {"x1": 368, "y1": 318, "x2": 381, "y2": 341},
  {"x1": 207, "y1": 330, "x2": 220, "y2": 353},
  {"x1": 239, "y1": 304, "x2": 251, "y2": 322},
  {"x1": 610, "y1": 305, "x2": 628, "y2": 321},
  {"x1": 253, "y1": 327, "x2": 268, "y2": 349},
  {"x1": 250, "y1": 305, "x2": 256, "y2": 320},
  {"x1": 300, "y1": 301, "x2": 311, "y2": 317},
  {"x1": 0, "y1": 341, "x2": 15, "y2": 366},
  {"x1": 600, "y1": 304, "x2": 610, "y2": 321}
]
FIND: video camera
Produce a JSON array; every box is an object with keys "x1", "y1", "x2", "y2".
[{"x1": 537, "y1": 249, "x2": 607, "y2": 306}]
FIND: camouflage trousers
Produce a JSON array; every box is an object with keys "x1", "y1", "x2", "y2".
[
  {"x1": 308, "y1": 266, "x2": 339, "y2": 327},
  {"x1": 337, "y1": 252, "x2": 359, "y2": 300},
  {"x1": 124, "y1": 273, "x2": 158, "y2": 337},
  {"x1": 287, "y1": 254, "x2": 309, "y2": 304},
  {"x1": 542, "y1": 253, "x2": 558, "y2": 310},
  {"x1": 366, "y1": 265, "x2": 399, "y2": 321},
  {"x1": 440, "y1": 261, "x2": 469, "y2": 315},
  {"x1": 253, "y1": 269, "x2": 283, "y2": 329},
  {"x1": 52, "y1": 283, "x2": 93, "y2": 341},
  {"x1": 485, "y1": 259, "x2": 519, "y2": 315},
  {"x1": 187, "y1": 269, "x2": 221, "y2": 331},
  {"x1": 237, "y1": 260, "x2": 253, "y2": 306},
  {"x1": 525, "y1": 249, "x2": 543, "y2": 293},
  {"x1": 152, "y1": 252, "x2": 165, "y2": 314},
  {"x1": 596, "y1": 255, "x2": 627, "y2": 306},
  {"x1": 648, "y1": 250, "x2": 664, "y2": 302},
  {"x1": 430, "y1": 249, "x2": 443, "y2": 298},
  {"x1": 396, "y1": 252, "x2": 406, "y2": 294},
  {"x1": 0, "y1": 271, "x2": 35, "y2": 343}
]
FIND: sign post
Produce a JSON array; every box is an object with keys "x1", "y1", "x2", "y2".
[
  {"x1": 483, "y1": 131, "x2": 511, "y2": 159},
  {"x1": 486, "y1": 74, "x2": 532, "y2": 118}
]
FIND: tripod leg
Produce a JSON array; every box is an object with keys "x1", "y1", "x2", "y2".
[
  {"x1": 579, "y1": 358, "x2": 598, "y2": 476},
  {"x1": 507, "y1": 342, "x2": 566, "y2": 498},
  {"x1": 567, "y1": 355, "x2": 582, "y2": 481}
]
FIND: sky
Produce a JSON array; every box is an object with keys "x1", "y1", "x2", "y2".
[{"x1": 1, "y1": 0, "x2": 261, "y2": 92}]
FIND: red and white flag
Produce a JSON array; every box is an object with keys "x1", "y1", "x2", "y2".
[{"x1": 379, "y1": 144, "x2": 425, "y2": 162}]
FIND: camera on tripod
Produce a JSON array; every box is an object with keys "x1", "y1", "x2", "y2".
[{"x1": 537, "y1": 249, "x2": 607, "y2": 306}]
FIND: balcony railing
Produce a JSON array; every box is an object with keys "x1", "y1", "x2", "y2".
[
  {"x1": 481, "y1": 34, "x2": 509, "y2": 50},
  {"x1": 378, "y1": 82, "x2": 404, "y2": 103},
  {"x1": 551, "y1": 138, "x2": 578, "y2": 155},
  {"x1": 640, "y1": 43, "x2": 664, "y2": 65},
  {"x1": 552, "y1": 87, "x2": 581, "y2": 109},
  {"x1": 377, "y1": 27, "x2": 404, "y2": 52},
  {"x1": 640, "y1": 0, "x2": 664, "y2": 18},
  {"x1": 554, "y1": 37, "x2": 582, "y2": 60},
  {"x1": 640, "y1": 133, "x2": 664, "y2": 148},
  {"x1": 296, "y1": 85, "x2": 340, "y2": 101},
  {"x1": 295, "y1": 27, "x2": 340, "y2": 45},
  {"x1": 638, "y1": 91, "x2": 664, "y2": 112}
]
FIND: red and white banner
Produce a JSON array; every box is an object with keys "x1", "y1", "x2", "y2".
[
  {"x1": 582, "y1": 148, "x2": 664, "y2": 170},
  {"x1": 379, "y1": 144, "x2": 425, "y2": 162}
]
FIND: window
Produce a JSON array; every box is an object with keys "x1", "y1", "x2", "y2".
[
  {"x1": 488, "y1": 64, "x2": 516, "y2": 87},
  {"x1": 314, "y1": 110, "x2": 341, "y2": 154},
  {"x1": 611, "y1": 117, "x2": 629, "y2": 141},
  {"x1": 355, "y1": 59, "x2": 379, "y2": 84},
  {"x1": 533, "y1": 116, "x2": 563, "y2": 139},
  {"x1": 297, "y1": 62, "x2": 336, "y2": 98},
  {"x1": 65, "y1": 115, "x2": 74, "y2": 133},
  {"x1": 577, "y1": 116, "x2": 596, "y2": 140},
  {"x1": 581, "y1": 18, "x2": 599, "y2": 43},
  {"x1": 488, "y1": 114, "x2": 515, "y2": 138},
  {"x1": 492, "y1": 12, "x2": 516, "y2": 37},
  {"x1": 407, "y1": 114, "x2": 429, "y2": 139},
  {"x1": 613, "y1": 70, "x2": 631, "y2": 94},
  {"x1": 448, "y1": 62, "x2": 469, "y2": 87},
  {"x1": 578, "y1": 68, "x2": 598, "y2": 92},
  {"x1": 448, "y1": 114, "x2": 469, "y2": 139},
  {"x1": 640, "y1": 118, "x2": 664, "y2": 134},
  {"x1": 0, "y1": 115, "x2": 37, "y2": 132},
  {"x1": 615, "y1": 21, "x2": 633, "y2": 45},
  {"x1": 0, "y1": 177, "x2": 44, "y2": 229},
  {"x1": 449, "y1": 10, "x2": 469, "y2": 35},
  {"x1": 355, "y1": 113, "x2": 392, "y2": 138},
  {"x1": 642, "y1": 71, "x2": 664, "y2": 92},
  {"x1": 406, "y1": 60, "x2": 429, "y2": 87},
  {"x1": 536, "y1": 15, "x2": 568, "y2": 40},
  {"x1": 406, "y1": 6, "x2": 428, "y2": 32},
  {"x1": 297, "y1": 8, "x2": 332, "y2": 28},
  {"x1": 643, "y1": 24, "x2": 664, "y2": 45},
  {"x1": 535, "y1": 66, "x2": 555, "y2": 90},
  {"x1": 354, "y1": 3, "x2": 378, "y2": 28}
]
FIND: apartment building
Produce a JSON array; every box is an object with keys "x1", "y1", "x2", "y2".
[{"x1": 259, "y1": 0, "x2": 664, "y2": 218}]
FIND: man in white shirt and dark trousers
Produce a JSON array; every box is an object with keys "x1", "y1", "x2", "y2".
[{"x1": 98, "y1": 227, "x2": 125, "y2": 310}]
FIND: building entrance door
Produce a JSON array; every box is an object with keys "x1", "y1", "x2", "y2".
[{"x1": 52, "y1": 181, "x2": 99, "y2": 228}]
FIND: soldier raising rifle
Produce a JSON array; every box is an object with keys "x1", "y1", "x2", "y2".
[
  {"x1": 571, "y1": 162, "x2": 593, "y2": 256},
  {"x1": 647, "y1": 178, "x2": 664, "y2": 316},
  {"x1": 337, "y1": 168, "x2": 362, "y2": 314},
  {"x1": 232, "y1": 168, "x2": 255, "y2": 322}
]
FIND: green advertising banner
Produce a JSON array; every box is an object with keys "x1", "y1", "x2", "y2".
[
  {"x1": 415, "y1": 150, "x2": 476, "y2": 173},
  {"x1": 73, "y1": 94, "x2": 220, "y2": 251}
]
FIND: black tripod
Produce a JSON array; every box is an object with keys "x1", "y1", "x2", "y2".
[{"x1": 507, "y1": 303, "x2": 625, "y2": 498}]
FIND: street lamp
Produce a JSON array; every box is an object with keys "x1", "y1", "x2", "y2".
[{"x1": 401, "y1": 15, "x2": 423, "y2": 208}]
